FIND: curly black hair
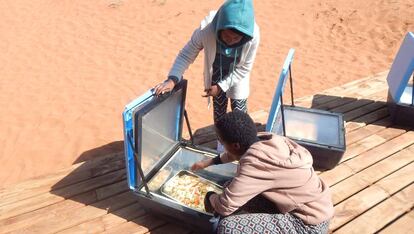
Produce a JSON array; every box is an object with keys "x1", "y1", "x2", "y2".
[{"x1": 215, "y1": 111, "x2": 258, "y2": 151}]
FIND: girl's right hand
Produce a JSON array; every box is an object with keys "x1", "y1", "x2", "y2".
[
  {"x1": 154, "y1": 79, "x2": 175, "y2": 96},
  {"x1": 190, "y1": 159, "x2": 211, "y2": 171}
]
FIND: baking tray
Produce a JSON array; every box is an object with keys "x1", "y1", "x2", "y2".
[{"x1": 160, "y1": 170, "x2": 222, "y2": 214}]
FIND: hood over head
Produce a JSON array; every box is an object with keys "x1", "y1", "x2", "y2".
[{"x1": 213, "y1": 0, "x2": 255, "y2": 48}]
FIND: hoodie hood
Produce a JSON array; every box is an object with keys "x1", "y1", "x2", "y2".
[
  {"x1": 246, "y1": 133, "x2": 314, "y2": 169},
  {"x1": 213, "y1": 0, "x2": 255, "y2": 48}
]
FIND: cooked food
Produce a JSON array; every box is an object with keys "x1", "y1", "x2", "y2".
[{"x1": 162, "y1": 172, "x2": 221, "y2": 212}]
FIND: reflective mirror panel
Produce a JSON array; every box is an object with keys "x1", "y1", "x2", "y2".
[
  {"x1": 399, "y1": 84, "x2": 413, "y2": 105},
  {"x1": 139, "y1": 89, "x2": 184, "y2": 174}
]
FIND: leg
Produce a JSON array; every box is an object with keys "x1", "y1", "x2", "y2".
[
  {"x1": 213, "y1": 90, "x2": 228, "y2": 123},
  {"x1": 217, "y1": 213, "x2": 330, "y2": 234},
  {"x1": 213, "y1": 91, "x2": 228, "y2": 152},
  {"x1": 230, "y1": 98, "x2": 248, "y2": 113},
  {"x1": 237, "y1": 195, "x2": 279, "y2": 214}
]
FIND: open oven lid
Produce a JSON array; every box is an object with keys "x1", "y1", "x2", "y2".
[
  {"x1": 266, "y1": 48, "x2": 295, "y2": 134},
  {"x1": 387, "y1": 32, "x2": 414, "y2": 104},
  {"x1": 122, "y1": 80, "x2": 187, "y2": 189},
  {"x1": 265, "y1": 49, "x2": 345, "y2": 148}
]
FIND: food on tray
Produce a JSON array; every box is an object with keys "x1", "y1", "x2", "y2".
[
  {"x1": 148, "y1": 167, "x2": 171, "y2": 191},
  {"x1": 162, "y1": 172, "x2": 222, "y2": 212}
]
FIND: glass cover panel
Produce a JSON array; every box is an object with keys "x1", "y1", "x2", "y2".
[
  {"x1": 140, "y1": 89, "x2": 183, "y2": 174},
  {"x1": 284, "y1": 109, "x2": 340, "y2": 146},
  {"x1": 399, "y1": 84, "x2": 413, "y2": 105},
  {"x1": 146, "y1": 147, "x2": 237, "y2": 214}
]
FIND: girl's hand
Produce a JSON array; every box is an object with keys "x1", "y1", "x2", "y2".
[
  {"x1": 202, "y1": 85, "x2": 221, "y2": 97},
  {"x1": 154, "y1": 79, "x2": 175, "y2": 96},
  {"x1": 190, "y1": 159, "x2": 211, "y2": 171}
]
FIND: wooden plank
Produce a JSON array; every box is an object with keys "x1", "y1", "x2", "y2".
[
  {"x1": 294, "y1": 73, "x2": 386, "y2": 108},
  {"x1": 0, "y1": 192, "x2": 68, "y2": 223},
  {"x1": 0, "y1": 193, "x2": 91, "y2": 233},
  {"x1": 375, "y1": 162, "x2": 414, "y2": 195},
  {"x1": 295, "y1": 92, "x2": 342, "y2": 109},
  {"x1": 320, "y1": 163, "x2": 355, "y2": 186},
  {"x1": 345, "y1": 122, "x2": 366, "y2": 133},
  {"x1": 343, "y1": 134, "x2": 387, "y2": 162},
  {"x1": 315, "y1": 96, "x2": 368, "y2": 112},
  {"x1": 341, "y1": 127, "x2": 406, "y2": 162},
  {"x1": 306, "y1": 95, "x2": 340, "y2": 108},
  {"x1": 330, "y1": 90, "x2": 387, "y2": 114},
  {"x1": 102, "y1": 214, "x2": 167, "y2": 234},
  {"x1": 345, "y1": 107, "x2": 390, "y2": 133},
  {"x1": 9, "y1": 191, "x2": 138, "y2": 233},
  {"x1": 380, "y1": 209, "x2": 414, "y2": 234},
  {"x1": 320, "y1": 132, "x2": 414, "y2": 186},
  {"x1": 330, "y1": 185, "x2": 388, "y2": 231},
  {"x1": 344, "y1": 102, "x2": 386, "y2": 121},
  {"x1": 0, "y1": 152, "x2": 124, "y2": 207},
  {"x1": 249, "y1": 109, "x2": 269, "y2": 124},
  {"x1": 345, "y1": 117, "x2": 391, "y2": 145},
  {"x1": 345, "y1": 84, "x2": 388, "y2": 101},
  {"x1": 344, "y1": 131, "x2": 414, "y2": 172},
  {"x1": 346, "y1": 107, "x2": 389, "y2": 131},
  {"x1": 330, "y1": 163, "x2": 414, "y2": 231},
  {"x1": 334, "y1": 183, "x2": 414, "y2": 234},
  {"x1": 95, "y1": 180, "x2": 129, "y2": 201},
  {"x1": 56, "y1": 202, "x2": 146, "y2": 234},
  {"x1": 0, "y1": 169, "x2": 126, "y2": 221},
  {"x1": 0, "y1": 180, "x2": 130, "y2": 233},
  {"x1": 331, "y1": 145, "x2": 414, "y2": 204},
  {"x1": 51, "y1": 169, "x2": 126, "y2": 200},
  {"x1": 314, "y1": 85, "x2": 387, "y2": 112}
]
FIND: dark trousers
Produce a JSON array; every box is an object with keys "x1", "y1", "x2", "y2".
[{"x1": 213, "y1": 90, "x2": 247, "y2": 123}]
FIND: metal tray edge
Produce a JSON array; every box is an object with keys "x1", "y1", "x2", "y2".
[{"x1": 159, "y1": 170, "x2": 222, "y2": 215}]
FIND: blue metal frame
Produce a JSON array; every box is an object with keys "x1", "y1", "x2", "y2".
[
  {"x1": 122, "y1": 90, "x2": 154, "y2": 190},
  {"x1": 266, "y1": 48, "x2": 295, "y2": 132},
  {"x1": 387, "y1": 32, "x2": 414, "y2": 102}
]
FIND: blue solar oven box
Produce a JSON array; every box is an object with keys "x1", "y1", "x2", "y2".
[
  {"x1": 122, "y1": 80, "x2": 237, "y2": 233},
  {"x1": 266, "y1": 49, "x2": 346, "y2": 170}
]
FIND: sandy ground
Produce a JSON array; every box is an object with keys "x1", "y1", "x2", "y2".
[{"x1": 0, "y1": 0, "x2": 413, "y2": 187}]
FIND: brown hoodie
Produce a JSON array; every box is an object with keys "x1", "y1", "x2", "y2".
[{"x1": 209, "y1": 133, "x2": 334, "y2": 225}]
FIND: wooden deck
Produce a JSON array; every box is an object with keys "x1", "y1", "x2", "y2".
[{"x1": 1, "y1": 71, "x2": 413, "y2": 234}]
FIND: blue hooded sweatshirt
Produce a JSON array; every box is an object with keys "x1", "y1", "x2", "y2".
[
  {"x1": 213, "y1": 0, "x2": 255, "y2": 53},
  {"x1": 211, "y1": 0, "x2": 255, "y2": 84}
]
